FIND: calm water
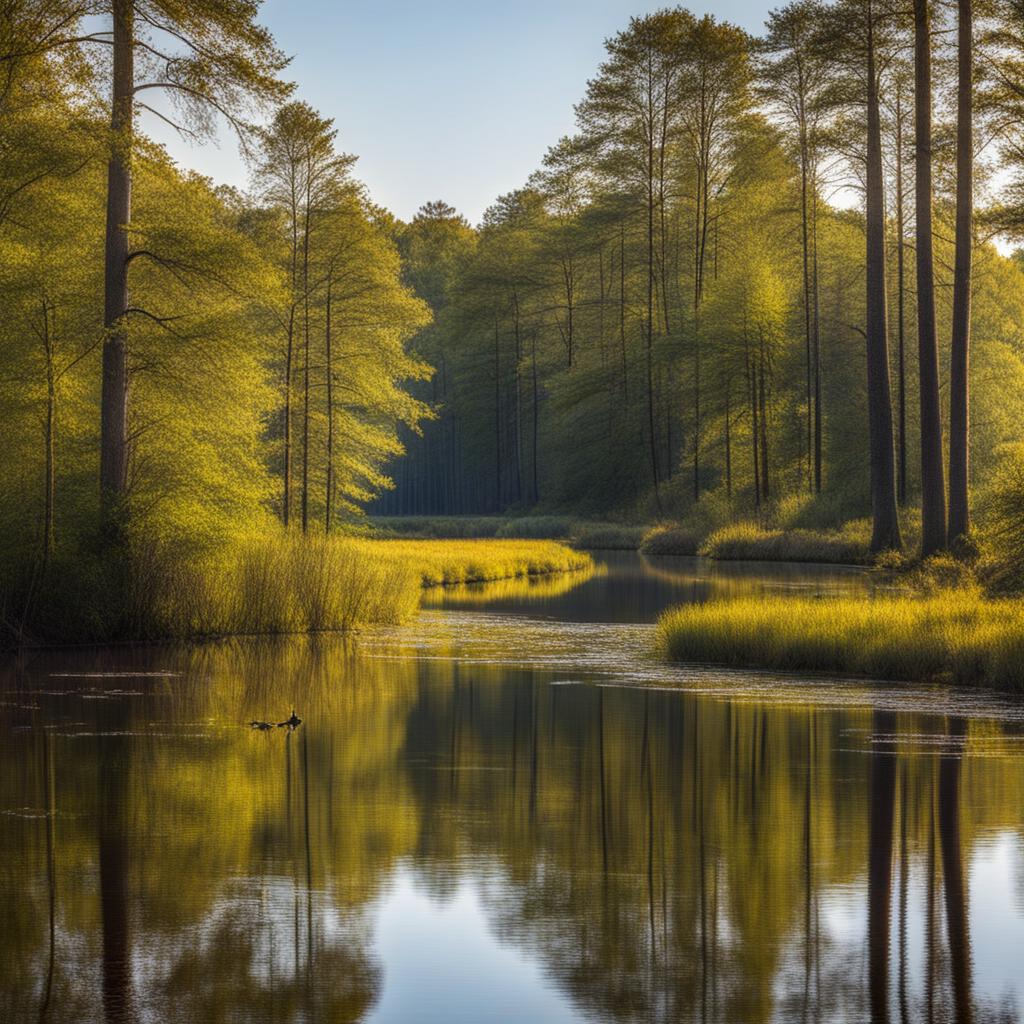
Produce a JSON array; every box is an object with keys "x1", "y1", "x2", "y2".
[{"x1": 2, "y1": 553, "x2": 1023, "y2": 1024}]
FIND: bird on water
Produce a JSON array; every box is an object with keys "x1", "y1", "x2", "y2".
[{"x1": 250, "y1": 711, "x2": 301, "y2": 731}]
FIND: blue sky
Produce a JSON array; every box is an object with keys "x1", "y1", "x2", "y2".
[{"x1": 152, "y1": 0, "x2": 767, "y2": 225}]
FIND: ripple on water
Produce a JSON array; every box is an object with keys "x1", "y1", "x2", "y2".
[{"x1": 362, "y1": 609, "x2": 1024, "y2": 724}]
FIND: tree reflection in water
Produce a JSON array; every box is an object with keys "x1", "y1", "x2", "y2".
[{"x1": 1, "y1": 631, "x2": 1021, "y2": 1024}]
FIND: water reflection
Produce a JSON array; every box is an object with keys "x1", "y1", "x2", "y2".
[
  {"x1": 1, "y1": 561, "x2": 1022, "y2": 1023},
  {"x1": 424, "y1": 551, "x2": 871, "y2": 622}
]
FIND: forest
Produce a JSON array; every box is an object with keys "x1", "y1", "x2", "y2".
[
  {"x1": 380, "y1": 0, "x2": 1024, "y2": 571},
  {"x1": 3, "y1": 0, "x2": 1024, "y2": 644}
]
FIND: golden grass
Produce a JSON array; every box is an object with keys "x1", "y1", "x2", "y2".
[
  {"x1": 351, "y1": 537, "x2": 592, "y2": 587},
  {"x1": 655, "y1": 589, "x2": 1024, "y2": 689},
  {"x1": 700, "y1": 521, "x2": 872, "y2": 564},
  {"x1": 3, "y1": 534, "x2": 591, "y2": 646}
]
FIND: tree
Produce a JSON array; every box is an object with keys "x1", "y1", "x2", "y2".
[
  {"x1": 91, "y1": 0, "x2": 290, "y2": 533},
  {"x1": 914, "y1": 0, "x2": 948, "y2": 555},
  {"x1": 761, "y1": 1, "x2": 829, "y2": 494},
  {"x1": 949, "y1": 0, "x2": 974, "y2": 545},
  {"x1": 253, "y1": 101, "x2": 354, "y2": 531},
  {"x1": 820, "y1": 0, "x2": 903, "y2": 551},
  {"x1": 577, "y1": 10, "x2": 691, "y2": 506}
]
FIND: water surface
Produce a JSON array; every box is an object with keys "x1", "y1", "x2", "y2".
[{"x1": 2, "y1": 553, "x2": 1022, "y2": 1023}]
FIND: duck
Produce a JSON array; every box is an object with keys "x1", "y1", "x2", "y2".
[
  {"x1": 277, "y1": 709, "x2": 302, "y2": 730},
  {"x1": 250, "y1": 720, "x2": 274, "y2": 731}
]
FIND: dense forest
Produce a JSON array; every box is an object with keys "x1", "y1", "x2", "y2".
[
  {"x1": 5, "y1": 0, "x2": 1024, "y2": 640},
  {"x1": 380, "y1": 0, "x2": 1024, "y2": 559}
]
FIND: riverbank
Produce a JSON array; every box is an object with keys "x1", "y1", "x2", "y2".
[
  {"x1": 656, "y1": 589, "x2": 1024, "y2": 690},
  {"x1": 1, "y1": 536, "x2": 592, "y2": 648},
  {"x1": 371, "y1": 514, "x2": 894, "y2": 564}
]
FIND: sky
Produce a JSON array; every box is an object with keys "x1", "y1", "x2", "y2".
[{"x1": 149, "y1": 0, "x2": 766, "y2": 226}]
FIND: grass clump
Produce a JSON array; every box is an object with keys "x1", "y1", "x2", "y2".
[
  {"x1": 356, "y1": 537, "x2": 591, "y2": 587},
  {"x1": 640, "y1": 525, "x2": 703, "y2": 556},
  {"x1": 656, "y1": 588, "x2": 1024, "y2": 689},
  {"x1": 700, "y1": 520, "x2": 873, "y2": 564},
  {"x1": 2, "y1": 533, "x2": 422, "y2": 646}
]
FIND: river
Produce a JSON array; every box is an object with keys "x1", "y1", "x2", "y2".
[{"x1": 2, "y1": 552, "x2": 1022, "y2": 1023}]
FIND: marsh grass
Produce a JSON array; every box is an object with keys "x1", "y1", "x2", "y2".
[
  {"x1": 496, "y1": 516, "x2": 575, "y2": 539},
  {"x1": 656, "y1": 589, "x2": 1024, "y2": 689},
  {"x1": 420, "y1": 565, "x2": 599, "y2": 606},
  {"x1": 355, "y1": 537, "x2": 592, "y2": 586},
  {"x1": 2, "y1": 534, "x2": 589, "y2": 646},
  {"x1": 700, "y1": 521, "x2": 874, "y2": 564}
]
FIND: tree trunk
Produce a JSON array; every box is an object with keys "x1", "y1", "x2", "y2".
[
  {"x1": 896, "y1": 83, "x2": 908, "y2": 507},
  {"x1": 647, "y1": 119, "x2": 661, "y2": 506},
  {"x1": 283, "y1": 311, "x2": 293, "y2": 527},
  {"x1": 939, "y1": 717, "x2": 973, "y2": 1024},
  {"x1": 100, "y1": 0, "x2": 133, "y2": 530},
  {"x1": 758, "y1": 339, "x2": 769, "y2": 501},
  {"x1": 749, "y1": 350, "x2": 761, "y2": 509},
  {"x1": 813, "y1": 196, "x2": 822, "y2": 493},
  {"x1": 800, "y1": 112, "x2": 813, "y2": 493},
  {"x1": 512, "y1": 290, "x2": 524, "y2": 504},
  {"x1": 949, "y1": 0, "x2": 973, "y2": 545},
  {"x1": 494, "y1": 316, "x2": 502, "y2": 511},
  {"x1": 531, "y1": 327, "x2": 540, "y2": 505},
  {"x1": 42, "y1": 300, "x2": 55, "y2": 564},
  {"x1": 865, "y1": 7, "x2": 903, "y2": 552},
  {"x1": 915, "y1": 0, "x2": 948, "y2": 556},
  {"x1": 868, "y1": 709, "x2": 897, "y2": 1024},
  {"x1": 724, "y1": 380, "x2": 732, "y2": 499},
  {"x1": 300, "y1": 189, "x2": 311, "y2": 534},
  {"x1": 324, "y1": 279, "x2": 333, "y2": 533}
]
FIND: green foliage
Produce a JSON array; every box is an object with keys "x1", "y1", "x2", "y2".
[
  {"x1": 370, "y1": 516, "x2": 507, "y2": 538},
  {"x1": 0, "y1": 38, "x2": 435, "y2": 639}
]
